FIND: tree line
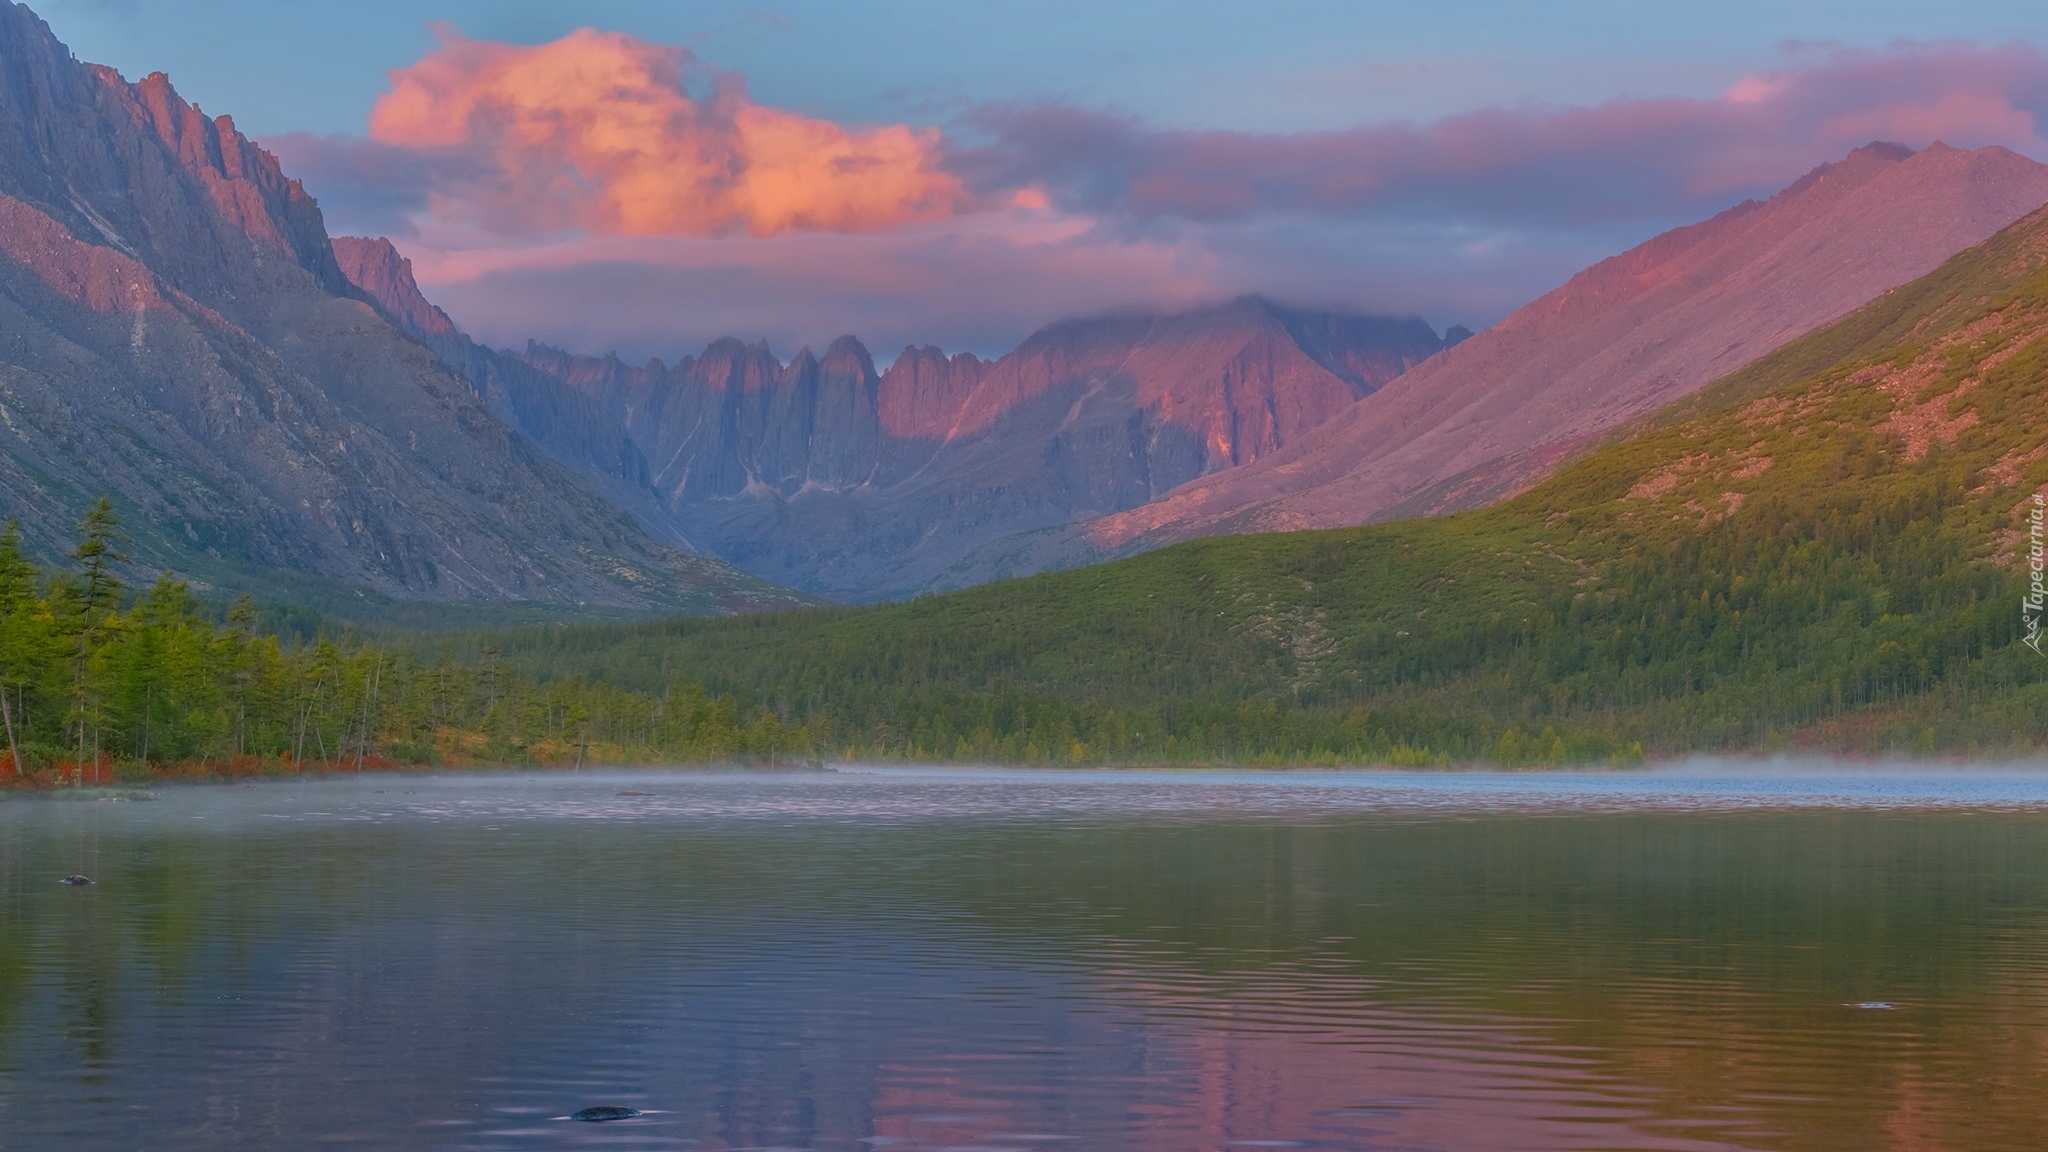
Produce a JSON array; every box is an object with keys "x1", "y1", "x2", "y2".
[
  {"x1": 0, "y1": 501, "x2": 822, "y2": 784},
  {"x1": 9, "y1": 460, "x2": 2045, "y2": 785}
]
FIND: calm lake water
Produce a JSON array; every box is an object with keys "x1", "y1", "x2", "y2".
[{"x1": 4, "y1": 765, "x2": 2048, "y2": 1151}]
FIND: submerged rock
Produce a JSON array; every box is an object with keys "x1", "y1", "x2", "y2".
[
  {"x1": 60, "y1": 875, "x2": 94, "y2": 886},
  {"x1": 569, "y1": 1106, "x2": 642, "y2": 1122}
]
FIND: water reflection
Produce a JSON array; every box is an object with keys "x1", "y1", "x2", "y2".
[{"x1": 1, "y1": 768, "x2": 2046, "y2": 1150}]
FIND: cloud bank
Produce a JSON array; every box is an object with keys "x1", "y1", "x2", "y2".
[
  {"x1": 267, "y1": 33, "x2": 2048, "y2": 359},
  {"x1": 962, "y1": 42, "x2": 2048, "y2": 229}
]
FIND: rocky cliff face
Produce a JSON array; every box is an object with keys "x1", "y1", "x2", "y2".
[
  {"x1": 331, "y1": 236, "x2": 456, "y2": 338},
  {"x1": 475, "y1": 296, "x2": 1449, "y2": 598},
  {"x1": 1085, "y1": 141, "x2": 2048, "y2": 551},
  {"x1": 0, "y1": 2, "x2": 791, "y2": 613},
  {"x1": 877, "y1": 346, "x2": 988, "y2": 441},
  {"x1": 330, "y1": 236, "x2": 699, "y2": 551}
]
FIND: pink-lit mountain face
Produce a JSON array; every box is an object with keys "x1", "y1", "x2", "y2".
[
  {"x1": 331, "y1": 237, "x2": 457, "y2": 339},
  {"x1": 1084, "y1": 141, "x2": 2048, "y2": 551},
  {"x1": 0, "y1": 2, "x2": 789, "y2": 611},
  {"x1": 502, "y1": 298, "x2": 1453, "y2": 598},
  {"x1": 334, "y1": 233, "x2": 1457, "y2": 596}
]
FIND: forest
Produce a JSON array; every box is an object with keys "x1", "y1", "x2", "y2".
[
  {"x1": 5, "y1": 434, "x2": 2043, "y2": 784},
  {"x1": 0, "y1": 500, "x2": 821, "y2": 785}
]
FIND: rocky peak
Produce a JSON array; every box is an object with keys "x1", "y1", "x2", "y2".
[
  {"x1": 941, "y1": 295, "x2": 1448, "y2": 464},
  {"x1": 98, "y1": 67, "x2": 341, "y2": 283},
  {"x1": 0, "y1": 1, "x2": 344, "y2": 298},
  {"x1": 820, "y1": 335, "x2": 877, "y2": 380},
  {"x1": 1774, "y1": 140, "x2": 1913, "y2": 201},
  {"x1": 521, "y1": 342, "x2": 658, "y2": 392},
  {"x1": 878, "y1": 345, "x2": 988, "y2": 440},
  {"x1": 333, "y1": 236, "x2": 458, "y2": 339}
]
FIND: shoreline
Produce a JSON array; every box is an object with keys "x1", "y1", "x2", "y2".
[{"x1": 11, "y1": 753, "x2": 2048, "y2": 803}]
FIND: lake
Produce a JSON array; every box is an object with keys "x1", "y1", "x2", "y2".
[{"x1": 3, "y1": 765, "x2": 2047, "y2": 1150}]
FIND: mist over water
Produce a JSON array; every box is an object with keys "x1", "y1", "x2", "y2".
[{"x1": 3, "y1": 766, "x2": 2047, "y2": 1150}]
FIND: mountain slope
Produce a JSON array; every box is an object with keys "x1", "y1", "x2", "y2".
[
  {"x1": 0, "y1": 2, "x2": 792, "y2": 614},
  {"x1": 1087, "y1": 141, "x2": 2048, "y2": 552},
  {"x1": 463, "y1": 201, "x2": 2048, "y2": 761},
  {"x1": 331, "y1": 236, "x2": 704, "y2": 552}
]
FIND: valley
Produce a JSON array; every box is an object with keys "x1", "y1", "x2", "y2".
[
  {"x1": 0, "y1": 0, "x2": 2043, "y2": 769},
  {"x1": 432, "y1": 202, "x2": 2048, "y2": 763}
]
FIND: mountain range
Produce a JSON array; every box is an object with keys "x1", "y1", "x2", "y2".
[
  {"x1": 332, "y1": 233, "x2": 1460, "y2": 598},
  {"x1": 0, "y1": 0, "x2": 792, "y2": 615},
  {"x1": 7, "y1": 0, "x2": 2048, "y2": 624},
  {"x1": 478, "y1": 196, "x2": 2048, "y2": 760},
  {"x1": 1086, "y1": 139, "x2": 2048, "y2": 551},
  {"x1": 495, "y1": 294, "x2": 1453, "y2": 598},
  {"x1": 344, "y1": 142, "x2": 2048, "y2": 601}
]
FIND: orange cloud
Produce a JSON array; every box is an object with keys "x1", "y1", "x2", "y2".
[{"x1": 368, "y1": 25, "x2": 970, "y2": 238}]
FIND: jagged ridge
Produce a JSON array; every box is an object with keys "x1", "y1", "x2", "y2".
[
  {"x1": 337, "y1": 248, "x2": 1455, "y2": 600},
  {"x1": 0, "y1": 1, "x2": 795, "y2": 614}
]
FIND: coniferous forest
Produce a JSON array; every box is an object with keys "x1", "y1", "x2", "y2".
[{"x1": 0, "y1": 500, "x2": 822, "y2": 786}]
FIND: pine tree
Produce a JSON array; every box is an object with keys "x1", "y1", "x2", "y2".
[
  {"x1": 66, "y1": 498, "x2": 127, "y2": 775},
  {"x1": 0, "y1": 522, "x2": 48, "y2": 776}
]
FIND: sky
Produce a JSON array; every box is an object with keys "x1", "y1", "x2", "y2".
[{"x1": 34, "y1": 0, "x2": 2048, "y2": 361}]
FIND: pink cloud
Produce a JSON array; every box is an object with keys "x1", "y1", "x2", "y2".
[
  {"x1": 270, "y1": 37, "x2": 2048, "y2": 359},
  {"x1": 961, "y1": 42, "x2": 2048, "y2": 226},
  {"x1": 366, "y1": 24, "x2": 972, "y2": 240}
]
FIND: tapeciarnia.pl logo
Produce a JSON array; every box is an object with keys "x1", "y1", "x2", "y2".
[{"x1": 2027, "y1": 492, "x2": 2046, "y2": 655}]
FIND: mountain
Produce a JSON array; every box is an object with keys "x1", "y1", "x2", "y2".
[
  {"x1": 477, "y1": 200, "x2": 2048, "y2": 761},
  {"x1": 330, "y1": 237, "x2": 705, "y2": 553},
  {"x1": 546, "y1": 297, "x2": 1452, "y2": 599},
  {"x1": 1085, "y1": 141, "x2": 2048, "y2": 552},
  {"x1": 330, "y1": 236, "x2": 456, "y2": 339},
  {"x1": 332, "y1": 250, "x2": 1456, "y2": 598},
  {"x1": 0, "y1": 2, "x2": 792, "y2": 615}
]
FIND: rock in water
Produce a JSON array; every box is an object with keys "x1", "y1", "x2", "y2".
[
  {"x1": 60, "y1": 875, "x2": 94, "y2": 886},
  {"x1": 569, "y1": 1106, "x2": 642, "y2": 1122}
]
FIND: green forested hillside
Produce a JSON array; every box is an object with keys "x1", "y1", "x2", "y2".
[{"x1": 434, "y1": 204, "x2": 2048, "y2": 765}]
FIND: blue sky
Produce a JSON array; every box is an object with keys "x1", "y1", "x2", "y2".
[
  {"x1": 42, "y1": 0, "x2": 2048, "y2": 135},
  {"x1": 33, "y1": 0, "x2": 2048, "y2": 360}
]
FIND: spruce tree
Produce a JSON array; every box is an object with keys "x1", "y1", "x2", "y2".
[
  {"x1": 0, "y1": 522, "x2": 46, "y2": 776},
  {"x1": 67, "y1": 498, "x2": 127, "y2": 774}
]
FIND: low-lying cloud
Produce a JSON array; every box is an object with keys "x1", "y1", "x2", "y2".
[
  {"x1": 963, "y1": 42, "x2": 2048, "y2": 230},
  {"x1": 267, "y1": 33, "x2": 2048, "y2": 359}
]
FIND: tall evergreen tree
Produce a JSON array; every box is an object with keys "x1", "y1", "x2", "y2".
[
  {"x1": 66, "y1": 498, "x2": 127, "y2": 770},
  {"x1": 0, "y1": 522, "x2": 46, "y2": 776}
]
